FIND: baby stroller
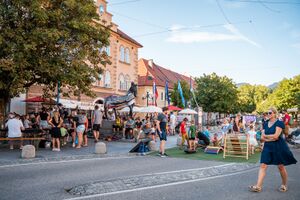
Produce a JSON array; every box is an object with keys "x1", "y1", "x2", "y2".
[{"x1": 286, "y1": 128, "x2": 300, "y2": 148}]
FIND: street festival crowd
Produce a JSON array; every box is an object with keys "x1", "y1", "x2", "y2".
[{"x1": 2, "y1": 104, "x2": 299, "y2": 192}]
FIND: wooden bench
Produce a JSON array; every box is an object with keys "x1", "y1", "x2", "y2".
[{"x1": 0, "y1": 137, "x2": 47, "y2": 149}]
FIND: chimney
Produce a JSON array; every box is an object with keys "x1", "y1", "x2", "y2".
[{"x1": 148, "y1": 59, "x2": 153, "y2": 68}]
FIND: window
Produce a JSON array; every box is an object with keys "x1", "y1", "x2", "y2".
[
  {"x1": 125, "y1": 48, "x2": 130, "y2": 63},
  {"x1": 98, "y1": 73, "x2": 103, "y2": 86},
  {"x1": 119, "y1": 46, "x2": 125, "y2": 62},
  {"x1": 104, "y1": 71, "x2": 111, "y2": 88},
  {"x1": 125, "y1": 75, "x2": 130, "y2": 90},
  {"x1": 119, "y1": 74, "x2": 126, "y2": 90},
  {"x1": 99, "y1": 5, "x2": 104, "y2": 14},
  {"x1": 161, "y1": 92, "x2": 164, "y2": 101},
  {"x1": 105, "y1": 46, "x2": 110, "y2": 56}
]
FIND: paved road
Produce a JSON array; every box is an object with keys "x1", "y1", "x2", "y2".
[{"x1": 1, "y1": 149, "x2": 299, "y2": 200}]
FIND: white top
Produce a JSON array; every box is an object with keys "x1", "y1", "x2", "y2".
[
  {"x1": 93, "y1": 110, "x2": 103, "y2": 125},
  {"x1": 170, "y1": 114, "x2": 176, "y2": 125},
  {"x1": 248, "y1": 130, "x2": 256, "y2": 139},
  {"x1": 5, "y1": 118, "x2": 24, "y2": 138}
]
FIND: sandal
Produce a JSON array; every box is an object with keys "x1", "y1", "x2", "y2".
[
  {"x1": 249, "y1": 185, "x2": 262, "y2": 192},
  {"x1": 279, "y1": 185, "x2": 288, "y2": 192}
]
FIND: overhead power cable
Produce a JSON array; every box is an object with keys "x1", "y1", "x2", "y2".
[
  {"x1": 258, "y1": 0, "x2": 281, "y2": 12},
  {"x1": 216, "y1": 0, "x2": 232, "y2": 24},
  {"x1": 109, "y1": 0, "x2": 143, "y2": 6},
  {"x1": 109, "y1": 10, "x2": 168, "y2": 30},
  {"x1": 133, "y1": 21, "x2": 252, "y2": 38},
  {"x1": 224, "y1": 0, "x2": 300, "y2": 5}
]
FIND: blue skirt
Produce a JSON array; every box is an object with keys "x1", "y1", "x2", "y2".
[{"x1": 261, "y1": 137, "x2": 297, "y2": 166}]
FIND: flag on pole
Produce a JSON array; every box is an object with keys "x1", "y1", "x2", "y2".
[
  {"x1": 177, "y1": 80, "x2": 185, "y2": 107},
  {"x1": 153, "y1": 80, "x2": 158, "y2": 106},
  {"x1": 189, "y1": 77, "x2": 199, "y2": 107},
  {"x1": 165, "y1": 81, "x2": 170, "y2": 106}
]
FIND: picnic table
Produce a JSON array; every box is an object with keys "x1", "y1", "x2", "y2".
[{"x1": 0, "y1": 128, "x2": 50, "y2": 149}]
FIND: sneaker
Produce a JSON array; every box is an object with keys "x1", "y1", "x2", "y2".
[
  {"x1": 56, "y1": 148, "x2": 61, "y2": 152},
  {"x1": 157, "y1": 152, "x2": 162, "y2": 156},
  {"x1": 10, "y1": 146, "x2": 14, "y2": 150},
  {"x1": 163, "y1": 153, "x2": 168, "y2": 157},
  {"x1": 160, "y1": 154, "x2": 166, "y2": 158},
  {"x1": 52, "y1": 148, "x2": 57, "y2": 151},
  {"x1": 72, "y1": 143, "x2": 75, "y2": 148}
]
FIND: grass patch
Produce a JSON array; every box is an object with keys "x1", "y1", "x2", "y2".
[{"x1": 150, "y1": 147, "x2": 261, "y2": 163}]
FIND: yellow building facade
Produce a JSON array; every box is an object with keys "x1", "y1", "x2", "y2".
[{"x1": 26, "y1": 0, "x2": 142, "y2": 112}]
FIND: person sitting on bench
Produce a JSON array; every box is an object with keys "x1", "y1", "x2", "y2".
[{"x1": 5, "y1": 113, "x2": 25, "y2": 150}]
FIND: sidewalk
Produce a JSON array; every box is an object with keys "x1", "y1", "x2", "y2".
[{"x1": 0, "y1": 135, "x2": 178, "y2": 166}]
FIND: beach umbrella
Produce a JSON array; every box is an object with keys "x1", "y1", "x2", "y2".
[
  {"x1": 139, "y1": 106, "x2": 162, "y2": 113},
  {"x1": 179, "y1": 108, "x2": 197, "y2": 115},
  {"x1": 119, "y1": 106, "x2": 141, "y2": 113},
  {"x1": 168, "y1": 105, "x2": 182, "y2": 111}
]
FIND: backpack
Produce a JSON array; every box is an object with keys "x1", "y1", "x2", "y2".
[{"x1": 288, "y1": 116, "x2": 294, "y2": 126}]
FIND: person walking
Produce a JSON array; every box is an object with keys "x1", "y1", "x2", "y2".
[
  {"x1": 169, "y1": 112, "x2": 176, "y2": 135},
  {"x1": 156, "y1": 107, "x2": 168, "y2": 157},
  {"x1": 249, "y1": 107, "x2": 297, "y2": 193},
  {"x1": 92, "y1": 105, "x2": 102, "y2": 143}
]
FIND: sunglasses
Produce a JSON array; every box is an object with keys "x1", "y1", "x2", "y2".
[{"x1": 268, "y1": 112, "x2": 273, "y2": 115}]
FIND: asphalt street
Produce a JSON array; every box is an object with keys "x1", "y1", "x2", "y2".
[{"x1": 0, "y1": 148, "x2": 299, "y2": 200}]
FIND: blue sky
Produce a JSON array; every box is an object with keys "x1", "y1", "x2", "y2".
[{"x1": 107, "y1": 0, "x2": 300, "y2": 86}]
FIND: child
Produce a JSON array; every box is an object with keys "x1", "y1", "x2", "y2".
[
  {"x1": 188, "y1": 120, "x2": 196, "y2": 151},
  {"x1": 212, "y1": 133, "x2": 219, "y2": 146},
  {"x1": 180, "y1": 118, "x2": 189, "y2": 149},
  {"x1": 247, "y1": 125, "x2": 258, "y2": 154}
]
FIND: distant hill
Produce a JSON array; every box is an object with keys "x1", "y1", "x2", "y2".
[
  {"x1": 236, "y1": 82, "x2": 279, "y2": 90},
  {"x1": 236, "y1": 82, "x2": 248, "y2": 87},
  {"x1": 268, "y1": 82, "x2": 278, "y2": 90}
]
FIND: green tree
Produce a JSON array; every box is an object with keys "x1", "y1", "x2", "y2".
[
  {"x1": 270, "y1": 75, "x2": 300, "y2": 111},
  {"x1": 237, "y1": 84, "x2": 256, "y2": 113},
  {"x1": 256, "y1": 75, "x2": 300, "y2": 112},
  {"x1": 171, "y1": 81, "x2": 190, "y2": 108},
  {"x1": 237, "y1": 84, "x2": 270, "y2": 113},
  {"x1": 194, "y1": 73, "x2": 238, "y2": 113},
  {"x1": 0, "y1": 0, "x2": 110, "y2": 112}
]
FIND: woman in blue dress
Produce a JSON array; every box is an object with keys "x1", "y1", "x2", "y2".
[{"x1": 249, "y1": 107, "x2": 297, "y2": 192}]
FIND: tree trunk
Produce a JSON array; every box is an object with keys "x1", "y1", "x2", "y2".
[{"x1": 0, "y1": 97, "x2": 10, "y2": 127}]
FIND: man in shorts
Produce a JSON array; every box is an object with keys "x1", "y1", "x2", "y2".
[
  {"x1": 156, "y1": 107, "x2": 168, "y2": 157},
  {"x1": 92, "y1": 105, "x2": 103, "y2": 142}
]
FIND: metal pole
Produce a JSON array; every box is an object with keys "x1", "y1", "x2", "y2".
[
  {"x1": 57, "y1": 81, "x2": 60, "y2": 104},
  {"x1": 146, "y1": 91, "x2": 149, "y2": 107}
]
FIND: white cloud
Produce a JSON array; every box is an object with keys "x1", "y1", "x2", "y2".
[
  {"x1": 166, "y1": 24, "x2": 261, "y2": 48},
  {"x1": 224, "y1": 24, "x2": 261, "y2": 47}
]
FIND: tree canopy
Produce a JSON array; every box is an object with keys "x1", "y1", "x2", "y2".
[
  {"x1": 0, "y1": 0, "x2": 110, "y2": 100},
  {"x1": 194, "y1": 73, "x2": 238, "y2": 113},
  {"x1": 263, "y1": 75, "x2": 300, "y2": 111}
]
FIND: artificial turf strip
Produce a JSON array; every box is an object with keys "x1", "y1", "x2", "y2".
[{"x1": 151, "y1": 147, "x2": 261, "y2": 163}]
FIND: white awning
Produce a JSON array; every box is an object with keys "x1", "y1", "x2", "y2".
[{"x1": 57, "y1": 99, "x2": 103, "y2": 110}]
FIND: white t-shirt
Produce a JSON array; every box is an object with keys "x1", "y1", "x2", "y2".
[
  {"x1": 170, "y1": 114, "x2": 176, "y2": 125},
  {"x1": 5, "y1": 118, "x2": 24, "y2": 138}
]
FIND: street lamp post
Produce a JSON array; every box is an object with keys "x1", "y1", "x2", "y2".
[
  {"x1": 142, "y1": 91, "x2": 151, "y2": 107},
  {"x1": 146, "y1": 91, "x2": 149, "y2": 107}
]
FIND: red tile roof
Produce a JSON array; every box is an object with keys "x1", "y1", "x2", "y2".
[
  {"x1": 138, "y1": 58, "x2": 195, "y2": 89},
  {"x1": 117, "y1": 29, "x2": 143, "y2": 48}
]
